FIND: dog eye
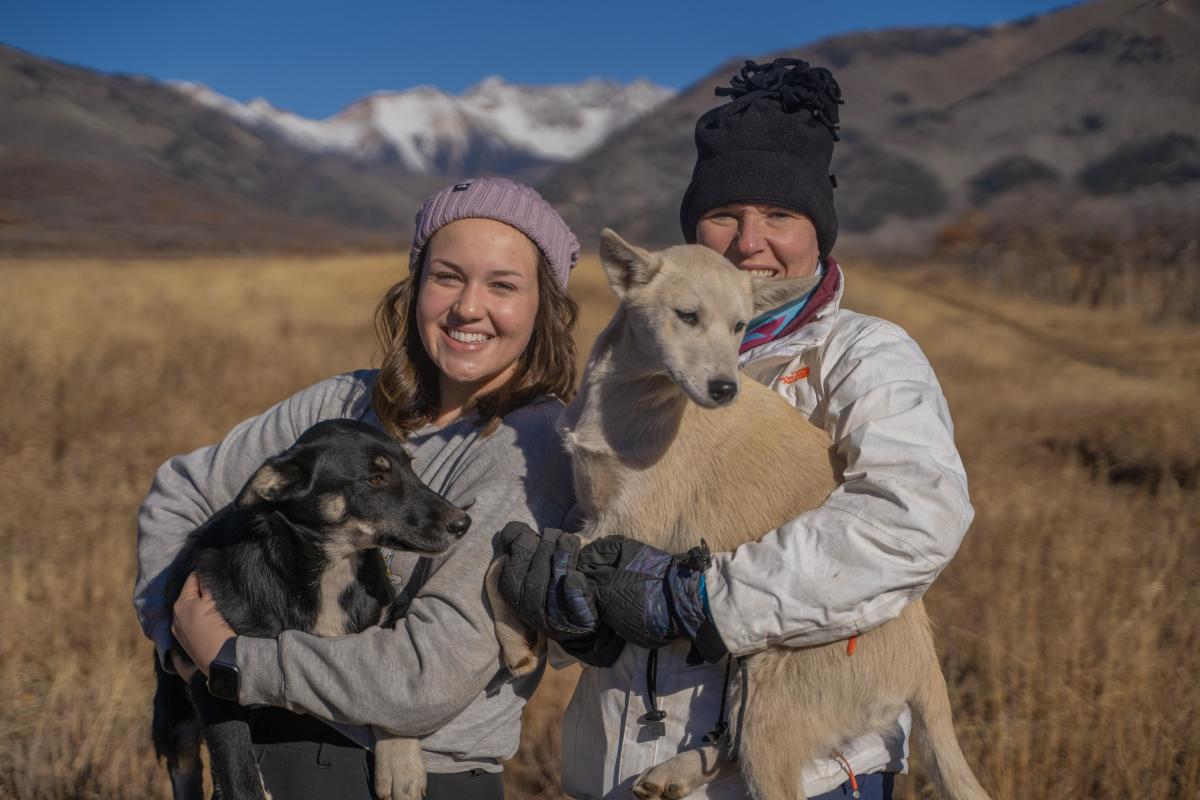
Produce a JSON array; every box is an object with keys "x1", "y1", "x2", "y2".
[
  {"x1": 368, "y1": 475, "x2": 385, "y2": 487},
  {"x1": 675, "y1": 309, "x2": 699, "y2": 326},
  {"x1": 734, "y1": 321, "x2": 746, "y2": 333}
]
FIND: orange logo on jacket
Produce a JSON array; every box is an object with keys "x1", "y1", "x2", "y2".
[{"x1": 779, "y1": 366, "x2": 809, "y2": 385}]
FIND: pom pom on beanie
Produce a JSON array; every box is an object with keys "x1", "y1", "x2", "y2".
[{"x1": 680, "y1": 59, "x2": 843, "y2": 258}]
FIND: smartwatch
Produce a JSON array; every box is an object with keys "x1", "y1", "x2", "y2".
[{"x1": 207, "y1": 637, "x2": 240, "y2": 701}]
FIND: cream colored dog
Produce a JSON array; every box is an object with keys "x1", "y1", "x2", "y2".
[{"x1": 489, "y1": 230, "x2": 989, "y2": 800}]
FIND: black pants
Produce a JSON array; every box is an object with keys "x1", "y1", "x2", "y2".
[{"x1": 247, "y1": 708, "x2": 504, "y2": 800}]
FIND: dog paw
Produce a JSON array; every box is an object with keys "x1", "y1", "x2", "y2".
[
  {"x1": 500, "y1": 629, "x2": 544, "y2": 678},
  {"x1": 632, "y1": 776, "x2": 683, "y2": 799},
  {"x1": 505, "y1": 650, "x2": 540, "y2": 678},
  {"x1": 632, "y1": 776, "x2": 664, "y2": 799},
  {"x1": 633, "y1": 766, "x2": 693, "y2": 800},
  {"x1": 374, "y1": 736, "x2": 426, "y2": 800},
  {"x1": 376, "y1": 775, "x2": 425, "y2": 800}
]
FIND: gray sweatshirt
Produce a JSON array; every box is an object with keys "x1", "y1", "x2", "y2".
[{"x1": 133, "y1": 370, "x2": 574, "y2": 773}]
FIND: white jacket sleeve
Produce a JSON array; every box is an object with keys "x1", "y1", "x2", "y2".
[{"x1": 704, "y1": 320, "x2": 974, "y2": 654}]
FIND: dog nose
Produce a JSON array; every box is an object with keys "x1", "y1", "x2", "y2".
[
  {"x1": 708, "y1": 380, "x2": 737, "y2": 404},
  {"x1": 447, "y1": 514, "x2": 471, "y2": 537}
]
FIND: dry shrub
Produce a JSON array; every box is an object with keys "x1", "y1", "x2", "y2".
[
  {"x1": 934, "y1": 207, "x2": 1200, "y2": 322},
  {"x1": 845, "y1": 267, "x2": 1200, "y2": 798},
  {"x1": 0, "y1": 251, "x2": 1196, "y2": 799}
]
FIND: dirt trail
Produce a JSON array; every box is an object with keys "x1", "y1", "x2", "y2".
[{"x1": 845, "y1": 262, "x2": 1200, "y2": 387}]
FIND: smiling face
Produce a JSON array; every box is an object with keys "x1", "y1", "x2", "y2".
[
  {"x1": 695, "y1": 203, "x2": 820, "y2": 279},
  {"x1": 415, "y1": 218, "x2": 542, "y2": 419}
]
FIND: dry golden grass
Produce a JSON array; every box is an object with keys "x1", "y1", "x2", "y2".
[{"x1": 0, "y1": 252, "x2": 1196, "y2": 799}]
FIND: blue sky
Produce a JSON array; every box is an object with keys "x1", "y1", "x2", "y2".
[{"x1": 2, "y1": 0, "x2": 1074, "y2": 118}]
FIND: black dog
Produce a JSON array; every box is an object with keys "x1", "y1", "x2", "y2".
[{"x1": 152, "y1": 418, "x2": 470, "y2": 800}]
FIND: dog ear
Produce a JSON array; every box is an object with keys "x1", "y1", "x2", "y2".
[
  {"x1": 599, "y1": 228, "x2": 662, "y2": 298},
  {"x1": 751, "y1": 274, "x2": 823, "y2": 316},
  {"x1": 236, "y1": 448, "x2": 317, "y2": 507}
]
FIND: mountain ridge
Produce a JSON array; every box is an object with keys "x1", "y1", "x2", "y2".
[
  {"x1": 2, "y1": 0, "x2": 1196, "y2": 255},
  {"x1": 169, "y1": 75, "x2": 673, "y2": 175},
  {"x1": 539, "y1": 0, "x2": 1199, "y2": 249}
]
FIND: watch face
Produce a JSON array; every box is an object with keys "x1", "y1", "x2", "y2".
[{"x1": 208, "y1": 662, "x2": 239, "y2": 701}]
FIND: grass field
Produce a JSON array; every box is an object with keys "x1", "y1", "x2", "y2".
[{"x1": 1, "y1": 252, "x2": 1197, "y2": 799}]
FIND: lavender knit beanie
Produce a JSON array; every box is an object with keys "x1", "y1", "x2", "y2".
[{"x1": 409, "y1": 178, "x2": 581, "y2": 288}]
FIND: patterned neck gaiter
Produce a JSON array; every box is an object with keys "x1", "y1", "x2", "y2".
[{"x1": 739, "y1": 257, "x2": 842, "y2": 356}]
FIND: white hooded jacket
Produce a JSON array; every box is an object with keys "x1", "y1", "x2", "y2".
[{"x1": 559, "y1": 271, "x2": 974, "y2": 799}]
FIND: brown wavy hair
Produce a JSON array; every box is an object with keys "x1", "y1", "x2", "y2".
[{"x1": 371, "y1": 249, "x2": 579, "y2": 439}]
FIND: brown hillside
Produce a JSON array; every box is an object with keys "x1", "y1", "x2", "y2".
[
  {"x1": 0, "y1": 44, "x2": 445, "y2": 253},
  {"x1": 538, "y1": 0, "x2": 1200, "y2": 249}
]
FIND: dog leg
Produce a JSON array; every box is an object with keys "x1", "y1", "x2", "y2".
[
  {"x1": 187, "y1": 675, "x2": 269, "y2": 800},
  {"x1": 633, "y1": 744, "x2": 737, "y2": 800},
  {"x1": 152, "y1": 655, "x2": 204, "y2": 800},
  {"x1": 738, "y1": 654, "x2": 818, "y2": 800},
  {"x1": 203, "y1": 717, "x2": 270, "y2": 799},
  {"x1": 906, "y1": 612, "x2": 992, "y2": 800},
  {"x1": 484, "y1": 557, "x2": 544, "y2": 677},
  {"x1": 374, "y1": 733, "x2": 426, "y2": 800}
]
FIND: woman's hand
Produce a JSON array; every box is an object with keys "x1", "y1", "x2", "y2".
[
  {"x1": 171, "y1": 572, "x2": 236, "y2": 677},
  {"x1": 496, "y1": 522, "x2": 599, "y2": 637},
  {"x1": 576, "y1": 536, "x2": 729, "y2": 663},
  {"x1": 496, "y1": 522, "x2": 626, "y2": 667}
]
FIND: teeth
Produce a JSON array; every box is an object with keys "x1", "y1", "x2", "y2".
[
  {"x1": 447, "y1": 329, "x2": 492, "y2": 344},
  {"x1": 748, "y1": 269, "x2": 776, "y2": 278}
]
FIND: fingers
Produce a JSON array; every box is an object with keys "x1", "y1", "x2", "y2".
[
  {"x1": 496, "y1": 524, "x2": 602, "y2": 638},
  {"x1": 544, "y1": 533, "x2": 595, "y2": 636},
  {"x1": 518, "y1": 529, "x2": 564, "y2": 625},
  {"x1": 495, "y1": 523, "x2": 541, "y2": 609},
  {"x1": 179, "y1": 571, "x2": 202, "y2": 600},
  {"x1": 562, "y1": 570, "x2": 598, "y2": 631},
  {"x1": 171, "y1": 570, "x2": 235, "y2": 676},
  {"x1": 169, "y1": 648, "x2": 198, "y2": 683},
  {"x1": 497, "y1": 521, "x2": 537, "y2": 551}
]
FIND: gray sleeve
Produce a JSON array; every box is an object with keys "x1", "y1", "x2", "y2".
[
  {"x1": 235, "y1": 477, "x2": 573, "y2": 735},
  {"x1": 132, "y1": 373, "x2": 370, "y2": 668}
]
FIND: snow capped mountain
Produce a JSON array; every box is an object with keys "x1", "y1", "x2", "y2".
[{"x1": 170, "y1": 77, "x2": 674, "y2": 175}]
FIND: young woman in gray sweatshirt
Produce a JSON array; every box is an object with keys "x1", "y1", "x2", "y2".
[{"x1": 134, "y1": 178, "x2": 582, "y2": 800}]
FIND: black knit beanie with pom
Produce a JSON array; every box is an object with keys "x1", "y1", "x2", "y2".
[{"x1": 679, "y1": 58, "x2": 843, "y2": 258}]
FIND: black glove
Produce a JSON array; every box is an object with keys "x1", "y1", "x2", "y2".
[
  {"x1": 496, "y1": 522, "x2": 597, "y2": 637},
  {"x1": 576, "y1": 536, "x2": 728, "y2": 662},
  {"x1": 495, "y1": 522, "x2": 625, "y2": 667}
]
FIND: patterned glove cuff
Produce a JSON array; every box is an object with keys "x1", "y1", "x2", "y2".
[
  {"x1": 666, "y1": 562, "x2": 709, "y2": 642},
  {"x1": 667, "y1": 544, "x2": 728, "y2": 663}
]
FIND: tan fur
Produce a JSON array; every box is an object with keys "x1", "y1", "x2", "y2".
[
  {"x1": 236, "y1": 464, "x2": 288, "y2": 506},
  {"x1": 373, "y1": 735, "x2": 427, "y2": 800},
  {"x1": 496, "y1": 230, "x2": 989, "y2": 800},
  {"x1": 312, "y1": 553, "x2": 357, "y2": 637},
  {"x1": 312, "y1": 514, "x2": 383, "y2": 637},
  {"x1": 485, "y1": 557, "x2": 545, "y2": 678},
  {"x1": 308, "y1": 499, "x2": 422, "y2": 799},
  {"x1": 319, "y1": 493, "x2": 348, "y2": 523}
]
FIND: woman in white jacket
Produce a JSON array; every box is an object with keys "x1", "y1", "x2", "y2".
[{"x1": 498, "y1": 59, "x2": 973, "y2": 800}]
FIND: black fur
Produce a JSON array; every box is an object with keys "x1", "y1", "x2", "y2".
[{"x1": 152, "y1": 419, "x2": 470, "y2": 800}]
